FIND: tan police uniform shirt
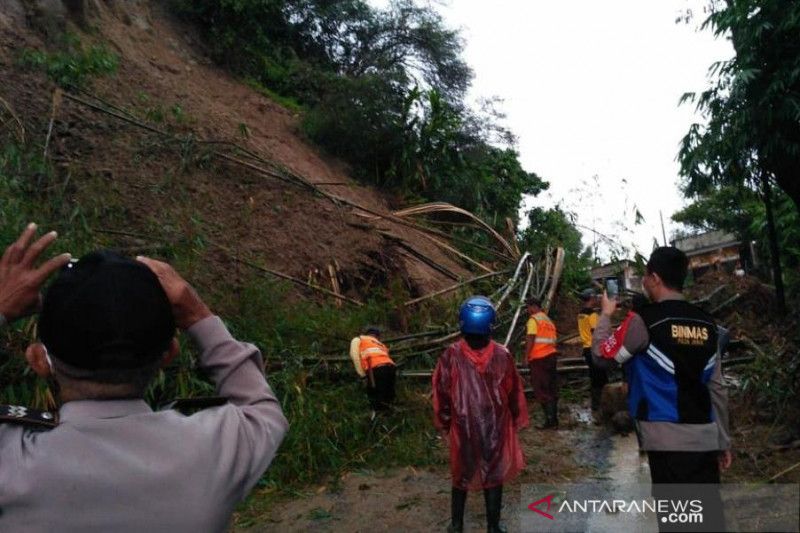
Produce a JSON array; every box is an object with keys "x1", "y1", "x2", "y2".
[{"x1": 0, "y1": 316, "x2": 289, "y2": 532}]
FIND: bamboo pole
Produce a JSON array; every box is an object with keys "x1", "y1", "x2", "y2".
[
  {"x1": 413, "y1": 231, "x2": 494, "y2": 273},
  {"x1": 504, "y1": 263, "x2": 535, "y2": 345},
  {"x1": 543, "y1": 247, "x2": 565, "y2": 312},
  {"x1": 709, "y1": 293, "x2": 741, "y2": 315},
  {"x1": 43, "y1": 88, "x2": 62, "y2": 159},
  {"x1": 213, "y1": 243, "x2": 364, "y2": 306},
  {"x1": 381, "y1": 231, "x2": 461, "y2": 281},
  {"x1": 404, "y1": 269, "x2": 511, "y2": 306},
  {"x1": 496, "y1": 252, "x2": 530, "y2": 311}
]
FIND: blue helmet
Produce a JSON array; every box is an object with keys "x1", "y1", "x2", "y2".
[{"x1": 459, "y1": 296, "x2": 496, "y2": 335}]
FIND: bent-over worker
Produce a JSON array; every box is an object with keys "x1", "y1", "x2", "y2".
[{"x1": 349, "y1": 326, "x2": 396, "y2": 416}]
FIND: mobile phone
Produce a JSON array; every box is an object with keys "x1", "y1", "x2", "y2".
[{"x1": 605, "y1": 279, "x2": 619, "y2": 298}]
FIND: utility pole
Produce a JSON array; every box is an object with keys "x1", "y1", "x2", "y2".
[{"x1": 659, "y1": 211, "x2": 668, "y2": 246}]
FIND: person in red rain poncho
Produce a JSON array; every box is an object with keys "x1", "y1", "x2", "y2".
[{"x1": 433, "y1": 296, "x2": 529, "y2": 533}]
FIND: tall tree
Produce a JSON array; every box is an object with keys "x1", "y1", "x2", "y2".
[{"x1": 679, "y1": 0, "x2": 800, "y2": 314}]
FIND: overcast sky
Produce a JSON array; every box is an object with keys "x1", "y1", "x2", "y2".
[{"x1": 374, "y1": 0, "x2": 734, "y2": 260}]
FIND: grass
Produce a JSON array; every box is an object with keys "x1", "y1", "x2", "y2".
[
  {"x1": 244, "y1": 78, "x2": 305, "y2": 114},
  {"x1": 17, "y1": 33, "x2": 118, "y2": 89}
]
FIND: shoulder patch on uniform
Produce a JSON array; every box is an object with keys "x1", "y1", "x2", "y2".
[{"x1": 0, "y1": 404, "x2": 58, "y2": 429}]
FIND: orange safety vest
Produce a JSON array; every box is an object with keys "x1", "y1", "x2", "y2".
[
  {"x1": 359, "y1": 336, "x2": 394, "y2": 372},
  {"x1": 528, "y1": 312, "x2": 557, "y2": 360}
]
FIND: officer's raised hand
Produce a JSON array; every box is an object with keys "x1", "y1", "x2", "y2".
[
  {"x1": 0, "y1": 223, "x2": 71, "y2": 323},
  {"x1": 136, "y1": 255, "x2": 212, "y2": 330}
]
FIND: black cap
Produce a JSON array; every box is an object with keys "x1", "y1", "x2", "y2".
[
  {"x1": 579, "y1": 289, "x2": 595, "y2": 301},
  {"x1": 364, "y1": 326, "x2": 381, "y2": 336},
  {"x1": 525, "y1": 297, "x2": 542, "y2": 308},
  {"x1": 39, "y1": 251, "x2": 175, "y2": 372}
]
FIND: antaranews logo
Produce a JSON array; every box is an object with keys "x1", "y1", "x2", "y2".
[
  {"x1": 527, "y1": 493, "x2": 703, "y2": 524},
  {"x1": 527, "y1": 494, "x2": 556, "y2": 520}
]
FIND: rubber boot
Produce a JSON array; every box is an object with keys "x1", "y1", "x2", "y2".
[
  {"x1": 590, "y1": 386, "x2": 602, "y2": 411},
  {"x1": 484, "y1": 485, "x2": 507, "y2": 533},
  {"x1": 535, "y1": 403, "x2": 550, "y2": 429},
  {"x1": 550, "y1": 400, "x2": 559, "y2": 429},
  {"x1": 536, "y1": 403, "x2": 557, "y2": 430},
  {"x1": 448, "y1": 487, "x2": 466, "y2": 533}
]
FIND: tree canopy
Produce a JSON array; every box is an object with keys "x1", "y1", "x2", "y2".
[
  {"x1": 679, "y1": 0, "x2": 800, "y2": 212},
  {"x1": 174, "y1": 0, "x2": 545, "y2": 228}
]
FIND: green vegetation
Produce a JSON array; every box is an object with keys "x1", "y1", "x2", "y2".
[
  {"x1": 679, "y1": 0, "x2": 800, "y2": 213},
  {"x1": 677, "y1": 0, "x2": 800, "y2": 424},
  {"x1": 519, "y1": 206, "x2": 593, "y2": 291},
  {"x1": 17, "y1": 34, "x2": 118, "y2": 88},
  {"x1": 171, "y1": 0, "x2": 545, "y2": 230}
]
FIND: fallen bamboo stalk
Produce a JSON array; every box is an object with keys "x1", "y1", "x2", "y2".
[
  {"x1": 43, "y1": 88, "x2": 62, "y2": 160},
  {"x1": 767, "y1": 460, "x2": 800, "y2": 483},
  {"x1": 328, "y1": 263, "x2": 342, "y2": 308},
  {"x1": 558, "y1": 357, "x2": 587, "y2": 365},
  {"x1": 496, "y1": 252, "x2": 531, "y2": 311},
  {"x1": 353, "y1": 205, "x2": 514, "y2": 262},
  {"x1": 392, "y1": 202, "x2": 518, "y2": 259},
  {"x1": 413, "y1": 231, "x2": 494, "y2": 273},
  {"x1": 400, "y1": 365, "x2": 590, "y2": 378},
  {"x1": 381, "y1": 231, "x2": 460, "y2": 281},
  {"x1": 95, "y1": 228, "x2": 150, "y2": 239},
  {"x1": 721, "y1": 355, "x2": 755, "y2": 367},
  {"x1": 0, "y1": 94, "x2": 25, "y2": 142},
  {"x1": 504, "y1": 263, "x2": 535, "y2": 346},
  {"x1": 543, "y1": 247, "x2": 565, "y2": 312},
  {"x1": 692, "y1": 284, "x2": 729, "y2": 306},
  {"x1": 214, "y1": 244, "x2": 364, "y2": 306},
  {"x1": 540, "y1": 247, "x2": 553, "y2": 299},
  {"x1": 384, "y1": 330, "x2": 449, "y2": 343},
  {"x1": 709, "y1": 293, "x2": 741, "y2": 315},
  {"x1": 739, "y1": 336, "x2": 767, "y2": 360},
  {"x1": 404, "y1": 269, "x2": 511, "y2": 306},
  {"x1": 63, "y1": 91, "x2": 168, "y2": 137}
]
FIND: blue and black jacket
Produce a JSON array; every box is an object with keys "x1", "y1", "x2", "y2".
[{"x1": 625, "y1": 300, "x2": 718, "y2": 424}]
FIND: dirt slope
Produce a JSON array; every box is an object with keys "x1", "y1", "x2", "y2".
[{"x1": 0, "y1": 0, "x2": 476, "y2": 303}]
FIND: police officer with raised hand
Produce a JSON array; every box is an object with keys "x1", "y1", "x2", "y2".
[
  {"x1": 592, "y1": 246, "x2": 731, "y2": 531},
  {"x1": 0, "y1": 225, "x2": 288, "y2": 532}
]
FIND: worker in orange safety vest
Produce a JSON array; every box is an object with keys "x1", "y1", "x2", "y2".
[
  {"x1": 525, "y1": 297, "x2": 559, "y2": 429},
  {"x1": 349, "y1": 326, "x2": 396, "y2": 417}
]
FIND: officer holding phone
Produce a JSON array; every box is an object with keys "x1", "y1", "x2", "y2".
[{"x1": 592, "y1": 247, "x2": 731, "y2": 531}]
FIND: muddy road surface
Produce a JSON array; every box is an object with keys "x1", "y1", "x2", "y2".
[{"x1": 243, "y1": 403, "x2": 649, "y2": 532}]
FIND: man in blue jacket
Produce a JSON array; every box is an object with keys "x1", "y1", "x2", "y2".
[{"x1": 592, "y1": 247, "x2": 731, "y2": 531}]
